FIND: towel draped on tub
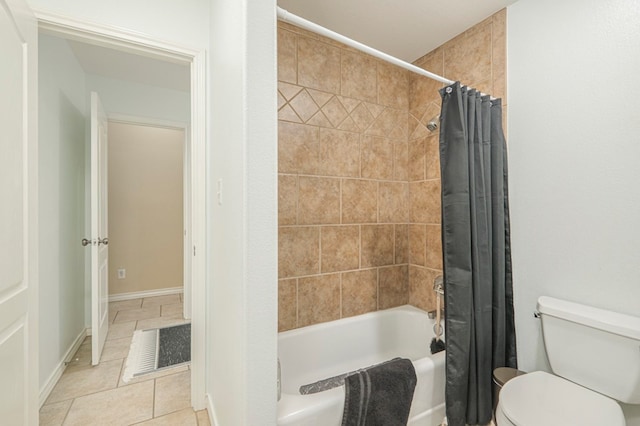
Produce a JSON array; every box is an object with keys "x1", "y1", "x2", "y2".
[{"x1": 341, "y1": 357, "x2": 417, "y2": 426}]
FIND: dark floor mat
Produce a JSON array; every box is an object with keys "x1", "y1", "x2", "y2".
[{"x1": 157, "y1": 323, "x2": 191, "y2": 368}]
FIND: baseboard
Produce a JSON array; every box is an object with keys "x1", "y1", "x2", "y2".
[
  {"x1": 39, "y1": 328, "x2": 87, "y2": 407},
  {"x1": 206, "y1": 393, "x2": 220, "y2": 426},
  {"x1": 109, "y1": 286, "x2": 183, "y2": 302}
]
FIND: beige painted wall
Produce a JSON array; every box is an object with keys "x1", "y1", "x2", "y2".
[{"x1": 108, "y1": 122, "x2": 184, "y2": 295}]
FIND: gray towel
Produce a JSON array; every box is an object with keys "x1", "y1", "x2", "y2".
[{"x1": 341, "y1": 358, "x2": 417, "y2": 426}]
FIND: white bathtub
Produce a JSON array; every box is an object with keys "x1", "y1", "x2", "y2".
[{"x1": 277, "y1": 305, "x2": 446, "y2": 426}]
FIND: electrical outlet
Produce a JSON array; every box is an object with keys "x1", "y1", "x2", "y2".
[{"x1": 117, "y1": 269, "x2": 126, "y2": 279}]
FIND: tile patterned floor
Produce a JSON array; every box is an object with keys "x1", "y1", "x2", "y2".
[{"x1": 40, "y1": 294, "x2": 210, "y2": 426}]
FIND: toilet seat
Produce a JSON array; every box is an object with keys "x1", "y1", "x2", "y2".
[{"x1": 497, "y1": 371, "x2": 625, "y2": 426}]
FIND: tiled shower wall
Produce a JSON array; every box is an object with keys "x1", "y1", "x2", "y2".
[
  {"x1": 278, "y1": 10, "x2": 506, "y2": 331},
  {"x1": 407, "y1": 9, "x2": 507, "y2": 312}
]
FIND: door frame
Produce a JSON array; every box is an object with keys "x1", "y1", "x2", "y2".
[{"x1": 35, "y1": 10, "x2": 207, "y2": 410}]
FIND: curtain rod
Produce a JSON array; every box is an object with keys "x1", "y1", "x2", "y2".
[{"x1": 277, "y1": 6, "x2": 455, "y2": 86}]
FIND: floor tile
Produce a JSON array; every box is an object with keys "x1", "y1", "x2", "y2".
[
  {"x1": 39, "y1": 400, "x2": 72, "y2": 426},
  {"x1": 107, "y1": 321, "x2": 137, "y2": 341},
  {"x1": 154, "y1": 370, "x2": 191, "y2": 417},
  {"x1": 64, "y1": 380, "x2": 154, "y2": 425},
  {"x1": 136, "y1": 316, "x2": 188, "y2": 331},
  {"x1": 114, "y1": 306, "x2": 161, "y2": 323},
  {"x1": 133, "y1": 408, "x2": 197, "y2": 425},
  {"x1": 160, "y1": 303, "x2": 184, "y2": 318},
  {"x1": 46, "y1": 359, "x2": 123, "y2": 404},
  {"x1": 196, "y1": 409, "x2": 211, "y2": 426},
  {"x1": 63, "y1": 341, "x2": 92, "y2": 373},
  {"x1": 109, "y1": 299, "x2": 143, "y2": 311},
  {"x1": 101, "y1": 337, "x2": 131, "y2": 362},
  {"x1": 142, "y1": 294, "x2": 181, "y2": 307}
]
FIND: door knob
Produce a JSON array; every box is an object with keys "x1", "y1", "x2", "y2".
[
  {"x1": 82, "y1": 238, "x2": 92, "y2": 246},
  {"x1": 98, "y1": 237, "x2": 109, "y2": 246}
]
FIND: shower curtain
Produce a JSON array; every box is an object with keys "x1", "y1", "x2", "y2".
[{"x1": 438, "y1": 82, "x2": 517, "y2": 426}]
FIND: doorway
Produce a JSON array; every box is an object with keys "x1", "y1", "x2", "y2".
[{"x1": 37, "y1": 12, "x2": 206, "y2": 411}]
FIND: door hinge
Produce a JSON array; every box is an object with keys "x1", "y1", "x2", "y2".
[{"x1": 193, "y1": 246, "x2": 196, "y2": 256}]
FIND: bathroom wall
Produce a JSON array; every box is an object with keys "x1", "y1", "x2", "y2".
[
  {"x1": 38, "y1": 33, "x2": 87, "y2": 395},
  {"x1": 277, "y1": 21, "x2": 411, "y2": 331},
  {"x1": 408, "y1": 9, "x2": 507, "y2": 311},
  {"x1": 278, "y1": 10, "x2": 507, "y2": 331},
  {"x1": 508, "y1": 1, "x2": 640, "y2": 423},
  {"x1": 107, "y1": 122, "x2": 184, "y2": 296}
]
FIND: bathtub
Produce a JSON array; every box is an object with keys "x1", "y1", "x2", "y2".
[{"x1": 277, "y1": 305, "x2": 446, "y2": 426}]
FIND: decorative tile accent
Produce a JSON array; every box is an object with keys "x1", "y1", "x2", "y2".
[{"x1": 289, "y1": 90, "x2": 320, "y2": 122}]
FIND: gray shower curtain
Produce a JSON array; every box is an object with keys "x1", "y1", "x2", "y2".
[{"x1": 438, "y1": 82, "x2": 517, "y2": 426}]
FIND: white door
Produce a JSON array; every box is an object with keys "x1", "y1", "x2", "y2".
[
  {"x1": 0, "y1": 0, "x2": 38, "y2": 423},
  {"x1": 91, "y1": 92, "x2": 110, "y2": 365}
]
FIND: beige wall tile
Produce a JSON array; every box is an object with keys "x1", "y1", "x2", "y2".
[
  {"x1": 394, "y1": 224, "x2": 409, "y2": 264},
  {"x1": 278, "y1": 28, "x2": 297, "y2": 84},
  {"x1": 425, "y1": 135, "x2": 440, "y2": 180},
  {"x1": 409, "y1": 69, "x2": 443, "y2": 117},
  {"x1": 408, "y1": 137, "x2": 426, "y2": 182},
  {"x1": 341, "y1": 51, "x2": 377, "y2": 103},
  {"x1": 318, "y1": 128, "x2": 360, "y2": 177},
  {"x1": 278, "y1": 279, "x2": 297, "y2": 332},
  {"x1": 342, "y1": 269, "x2": 378, "y2": 317},
  {"x1": 63, "y1": 380, "x2": 154, "y2": 426},
  {"x1": 377, "y1": 61, "x2": 409, "y2": 109},
  {"x1": 321, "y1": 226, "x2": 360, "y2": 273},
  {"x1": 289, "y1": 89, "x2": 320, "y2": 122},
  {"x1": 361, "y1": 224, "x2": 395, "y2": 267},
  {"x1": 409, "y1": 266, "x2": 439, "y2": 312},
  {"x1": 321, "y1": 96, "x2": 349, "y2": 127},
  {"x1": 379, "y1": 182, "x2": 409, "y2": 223},
  {"x1": 279, "y1": 226, "x2": 320, "y2": 278},
  {"x1": 361, "y1": 135, "x2": 394, "y2": 180},
  {"x1": 342, "y1": 179, "x2": 378, "y2": 223},
  {"x1": 409, "y1": 224, "x2": 426, "y2": 266},
  {"x1": 298, "y1": 177, "x2": 341, "y2": 224},
  {"x1": 409, "y1": 180, "x2": 441, "y2": 224},
  {"x1": 425, "y1": 225, "x2": 443, "y2": 270},
  {"x1": 279, "y1": 174, "x2": 298, "y2": 226},
  {"x1": 298, "y1": 274, "x2": 341, "y2": 326},
  {"x1": 379, "y1": 265, "x2": 409, "y2": 309},
  {"x1": 443, "y1": 21, "x2": 492, "y2": 87},
  {"x1": 394, "y1": 140, "x2": 409, "y2": 181},
  {"x1": 278, "y1": 121, "x2": 319, "y2": 174},
  {"x1": 298, "y1": 37, "x2": 341, "y2": 94}
]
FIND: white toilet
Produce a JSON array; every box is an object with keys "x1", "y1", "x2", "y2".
[{"x1": 496, "y1": 296, "x2": 640, "y2": 426}]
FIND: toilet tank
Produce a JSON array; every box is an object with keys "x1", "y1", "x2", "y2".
[{"x1": 538, "y1": 296, "x2": 640, "y2": 404}]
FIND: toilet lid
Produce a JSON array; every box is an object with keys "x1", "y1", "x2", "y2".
[{"x1": 499, "y1": 371, "x2": 625, "y2": 426}]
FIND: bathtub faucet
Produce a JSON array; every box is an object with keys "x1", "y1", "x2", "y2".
[{"x1": 433, "y1": 275, "x2": 444, "y2": 295}]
